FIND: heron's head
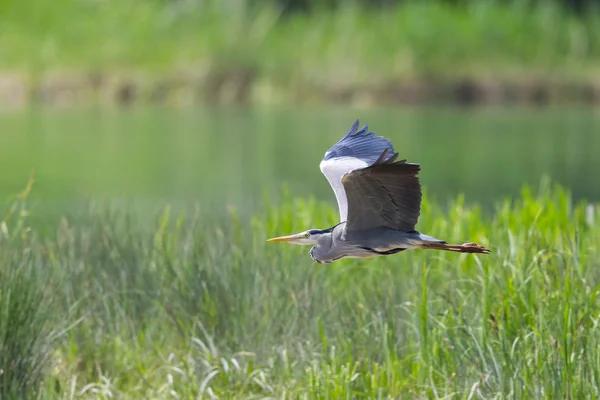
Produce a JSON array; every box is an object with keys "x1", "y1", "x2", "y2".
[{"x1": 267, "y1": 229, "x2": 329, "y2": 246}]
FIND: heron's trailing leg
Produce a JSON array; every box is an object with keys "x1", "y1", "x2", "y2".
[{"x1": 419, "y1": 242, "x2": 491, "y2": 254}]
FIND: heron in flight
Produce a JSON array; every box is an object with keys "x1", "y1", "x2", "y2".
[{"x1": 267, "y1": 119, "x2": 490, "y2": 263}]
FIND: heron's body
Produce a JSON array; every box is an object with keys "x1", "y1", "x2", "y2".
[
  {"x1": 268, "y1": 119, "x2": 490, "y2": 262},
  {"x1": 308, "y1": 224, "x2": 445, "y2": 263}
]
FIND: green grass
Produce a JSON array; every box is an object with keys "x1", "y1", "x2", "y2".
[
  {"x1": 1, "y1": 177, "x2": 599, "y2": 398},
  {"x1": 2, "y1": 0, "x2": 600, "y2": 105}
]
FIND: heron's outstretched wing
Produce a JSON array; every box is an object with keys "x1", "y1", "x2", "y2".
[
  {"x1": 319, "y1": 119, "x2": 396, "y2": 222},
  {"x1": 341, "y1": 148, "x2": 422, "y2": 232}
]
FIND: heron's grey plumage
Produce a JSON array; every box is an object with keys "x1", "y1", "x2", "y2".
[
  {"x1": 268, "y1": 118, "x2": 491, "y2": 263},
  {"x1": 342, "y1": 148, "x2": 421, "y2": 232}
]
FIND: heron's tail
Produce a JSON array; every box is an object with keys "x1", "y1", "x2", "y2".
[{"x1": 419, "y1": 242, "x2": 491, "y2": 255}]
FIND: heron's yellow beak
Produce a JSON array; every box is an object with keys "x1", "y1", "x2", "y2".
[{"x1": 267, "y1": 233, "x2": 305, "y2": 242}]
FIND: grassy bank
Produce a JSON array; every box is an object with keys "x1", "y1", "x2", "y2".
[
  {"x1": 1, "y1": 178, "x2": 600, "y2": 398},
  {"x1": 2, "y1": 0, "x2": 600, "y2": 107}
]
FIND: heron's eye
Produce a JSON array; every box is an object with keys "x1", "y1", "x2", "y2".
[{"x1": 304, "y1": 233, "x2": 311, "y2": 238}]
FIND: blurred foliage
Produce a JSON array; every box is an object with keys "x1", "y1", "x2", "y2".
[{"x1": 1, "y1": 0, "x2": 600, "y2": 107}]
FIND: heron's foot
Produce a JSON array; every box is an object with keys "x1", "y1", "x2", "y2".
[
  {"x1": 457, "y1": 242, "x2": 491, "y2": 254},
  {"x1": 420, "y1": 241, "x2": 491, "y2": 255}
]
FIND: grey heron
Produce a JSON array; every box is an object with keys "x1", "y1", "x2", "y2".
[{"x1": 268, "y1": 119, "x2": 490, "y2": 263}]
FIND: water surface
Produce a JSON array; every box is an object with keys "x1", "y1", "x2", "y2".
[{"x1": 1, "y1": 106, "x2": 599, "y2": 220}]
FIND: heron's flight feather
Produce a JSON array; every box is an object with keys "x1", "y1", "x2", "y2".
[
  {"x1": 322, "y1": 119, "x2": 395, "y2": 162},
  {"x1": 341, "y1": 154, "x2": 422, "y2": 232},
  {"x1": 319, "y1": 119, "x2": 396, "y2": 222}
]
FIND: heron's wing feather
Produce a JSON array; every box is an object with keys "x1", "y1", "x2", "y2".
[
  {"x1": 319, "y1": 157, "x2": 367, "y2": 222},
  {"x1": 341, "y1": 153, "x2": 422, "y2": 232},
  {"x1": 319, "y1": 119, "x2": 396, "y2": 222}
]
